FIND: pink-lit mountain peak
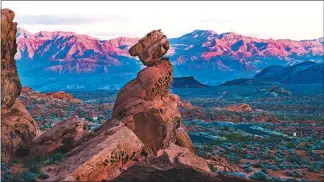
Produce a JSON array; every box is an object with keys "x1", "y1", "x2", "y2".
[{"x1": 16, "y1": 28, "x2": 323, "y2": 74}]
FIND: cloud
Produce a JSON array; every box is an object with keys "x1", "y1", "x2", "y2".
[
  {"x1": 15, "y1": 14, "x2": 130, "y2": 25},
  {"x1": 195, "y1": 18, "x2": 233, "y2": 23}
]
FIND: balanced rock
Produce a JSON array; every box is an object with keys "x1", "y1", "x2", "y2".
[
  {"x1": 129, "y1": 29, "x2": 169, "y2": 66},
  {"x1": 111, "y1": 58, "x2": 194, "y2": 154}
]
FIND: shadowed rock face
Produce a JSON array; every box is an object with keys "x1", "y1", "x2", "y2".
[
  {"x1": 110, "y1": 152, "x2": 254, "y2": 182},
  {"x1": 1, "y1": 100, "x2": 40, "y2": 162},
  {"x1": 1, "y1": 8, "x2": 21, "y2": 112},
  {"x1": 1, "y1": 9, "x2": 40, "y2": 162}
]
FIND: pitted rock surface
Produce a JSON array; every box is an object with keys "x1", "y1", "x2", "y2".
[
  {"x1": 129, "y1": 29, "x2": 169, "y2": 66},
  {"x1": 32, "y1": 115, "x2": 89, "y2": 155}
]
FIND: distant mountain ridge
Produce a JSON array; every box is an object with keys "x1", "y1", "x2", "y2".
[
  {"x1": 171, "y1": 77, "x2": 210, "y2": 88},
  {"x1": 15, "y1": 28, "x2": 323, "y2": 90},
  {"x1": 221, "y1": 61, "x2": 324, "y2": 86}
]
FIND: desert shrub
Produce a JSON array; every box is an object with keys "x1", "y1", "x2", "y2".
[
  {"x1": 261, "y1": 168, "x2": 268, "y2": 175},
  {"x1": 253, "y1": 162, "x2": 263, "y2": 168},
  {"x1": 46, "y1": 152, "x2": 65, "y2": 164},
  {"x1": 38, "y1": 172, "x2": 49, "y2": 179},
  {"x1": 1, "y1": 168, "x2": 13, "y2": 182},
  {"x1": 271, "y1": 177, "x2": 283, "y2": 182},
  {"x1": 285, "y1": 178, "x2": 297, "y2": 182},
  {"x1": 208, "y1": 163, "x2": 217, "y2": 172},
  {"x1": 13, "y1": 171, "x2": 37, "y2": 182},
  {"x1": 230, "y1": 172, "x2": 247, "y2": 178},
  {"x1": 279, "y1": 163, "x2": 287, "y2": 170},
  {"x1": 23, "y1": 158, "x2": 42, "y2": 173},
  {"x1": 249, "y1": 171, "x2": 268, "y2": 181},
  {"x1": 272, "y1": 165, "x2": 279, "y2": 171},
  {"x1": 285, "y1": 171, "x2": 294, "y2": 177},
  {"x1": 308, "y1": 161, "x2": 323, "y2": 173},
  {"x1": 292, "y1": 170, "x2": 303, "y2": 177},
  {"x1": 244, "y1": 167, "x2": 253, "y2": 173},
  {"x1": 52, "y1": 152, "x2": 65, "y2": 162}
]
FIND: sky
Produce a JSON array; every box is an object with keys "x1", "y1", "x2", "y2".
[{"x1": 2, "y1": 1, "x2": 323, "y2": 40}]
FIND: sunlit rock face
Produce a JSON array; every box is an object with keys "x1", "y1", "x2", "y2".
[
  {"x1": 1, "y1": 9, "x2": 40, "y2": 163},
  {"x1": 112, "y1": 30, "x2": 194, "y2": 154},
  {"x1": 1, "y1": 8, "x2": 21, "y2": 112}
]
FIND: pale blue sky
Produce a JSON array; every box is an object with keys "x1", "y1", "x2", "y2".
[{"x1": 3, "y1": 1, "x2": 323, "y2": 40}]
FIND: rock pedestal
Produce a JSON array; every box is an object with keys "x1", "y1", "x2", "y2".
[{"x1": 112, "y1": 30, "x2": 194, "y2": 154}]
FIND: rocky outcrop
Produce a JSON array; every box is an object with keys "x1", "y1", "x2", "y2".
[
  {"x1": 110, "y1": 152, "x2": 253, "y2": 182},
  {"x1": 1, "y1": 9, "x2": 40, "y2": 162},
  {"x1": 46, "y1": 30, "x2": 199, "y2": 181},
  {"x1": 1, "y1": 100, "x2": 40, "y2": 162},
  {"x1": 31, "y1": 115, "x2": 88, "y2": 154},
  {"x1": 112, "y1": 30, "x2": 194, "y2": 154},
  {"x1": 158, "y1": 143, "x2": 210, "y2": 172},
  {"x1": 47, "y1": 123, "x2": 145, "y2": 181},
  {"x1": 224, "y1": 103, "x2": 254, "y2": 112},
  {"x1": 179, "y1": 99, "x2": 206, "y2": 120},
  {"x1": 21, "y1": 87, "x2": 82, "y2": 103},
  {"x1": 1, "y1": 9, "x2": 21, "y2": 112}
]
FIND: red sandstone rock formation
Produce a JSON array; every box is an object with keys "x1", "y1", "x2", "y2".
[
  {"x1": 157, "y1": 143, "x2": 210, "y2": 172},
  {"x1": 40, "y1": 30, "x2": 254, "y2": 182},
  {"x1": 21, "y1": 87, "x2": 82, "y2": 103},
  {"x1": 47, "y1": 123, "x2": 145, "y2": 181},
  {"x1": 31, "y1": 115, "x2": 88, "y2": 154},
  {"x1": 1, "y1": 9, "x2": 21, "y2": 112},
  {"x1": 112, "y1": 30, "x2": 193, "y2": 154},
  {"x1": 224, "y1": 103, "x2": 254, "y2": 112},
  {"x1": 46, "y1": 30, "x2": 198, "y2": 181},
  {"x1": 109, "y1": 152, "x2": 254, "y2": 182},
  {"x1": 1, "y1": 9, "x2": 40, "y2": 162},
  {"x1": 129, "y1": 29, "x2": 170, "y2": 66}
]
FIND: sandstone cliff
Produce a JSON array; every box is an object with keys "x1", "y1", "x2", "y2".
[{"x1": 1, "y1": 9, "x2": 40, "y2": 162}]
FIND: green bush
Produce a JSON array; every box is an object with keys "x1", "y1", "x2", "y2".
[
  {"x1": 52, "y1": 152, "x2": 64, "y2": 162},
  {"x1": 38, "y1": 172, "x2": 49, "y2": 179},
  {"x1": 208, "y1": 163, "x2": 217, "y2": 172},
  {"x1": 250, "y1": 171, "x2": 268, "y2": 181}
]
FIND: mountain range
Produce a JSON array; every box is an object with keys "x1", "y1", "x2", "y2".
[
  {"x1": 16, "y1": 28, "x2": 323, "y2": 91},
  {"x1": 221, "y1": 61, "x2": 324, "y2": 86}
]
